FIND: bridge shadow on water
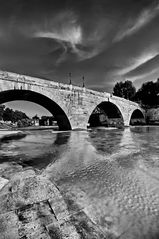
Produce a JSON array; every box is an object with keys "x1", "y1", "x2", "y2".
[
  {"x1": 88, "y1": 127, "x2": 125, "y2": 156},
  {"x1": 0, "y1": 131, "x2": 71, "y2": 170}
]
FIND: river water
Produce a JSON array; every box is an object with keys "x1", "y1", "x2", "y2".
[{"x1": 0, "y1": 126, "x2": 159, "y2": 238}]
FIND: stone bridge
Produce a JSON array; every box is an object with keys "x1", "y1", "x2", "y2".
[{"x1": 0, "y1": 70, "x2": 145, "y2": 130}]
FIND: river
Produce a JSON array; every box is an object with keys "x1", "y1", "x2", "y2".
[{"x1": 0, "y1": 126, "x2": 159, "y2": 238}]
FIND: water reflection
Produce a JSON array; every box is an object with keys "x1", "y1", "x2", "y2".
[
  {"x1": 46, "y1": 127, "x2": 159, "y2": 239},
  {"x1": 54, "y1": 132, "x2": 71, "y2": 145},
  {"x1": 1, "y1": 127, "x2": 159, "y2": 238},
  {"x1": 88, "y1": 128, "x2": 124, "y2": 155},
  {"x1": 0, "y1": 130, "x2": 71, "y2": 169}
]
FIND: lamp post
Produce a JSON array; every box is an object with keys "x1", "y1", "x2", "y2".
[
  {"x1": 69, "y1": 72, "x2": 72, "y2": 85},
  {"x1": 82, "y1": 76, "x2": 85, "y2": 88},
  {"x1": 82, "y1": 76, "x2": 86, "y2": 92},
  {"x1": 69, "y1": 72, "x2": 72, "y2": 90}
]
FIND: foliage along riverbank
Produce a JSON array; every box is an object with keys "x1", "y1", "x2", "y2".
[{"x1": 146, "y1": 108, "x2": 159, "y2": 125}]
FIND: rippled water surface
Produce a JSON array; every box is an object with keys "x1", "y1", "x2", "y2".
[{"x1": 1, "y1": 126, "x2": 159, "y2": 238}]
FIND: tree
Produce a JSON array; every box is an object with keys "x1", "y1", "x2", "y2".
[
  {"x1": 3, "y1": 108, "x2": 14, "y2": 122},
  {"x1": 12, "y1": 110, "x2": 28, "y2": 123},
  {"x1": 113, "y1": 80, "x2": 136, "y2": 100},
  {"x1": 136, "y1": 80, "x2": 159, "y2": 107},
  {"x1": 0, "y1": 105, "x2": 5, "y2": 120},
  {"x1": 2, "y1": 106, "x2": 29, "y2": 123}
]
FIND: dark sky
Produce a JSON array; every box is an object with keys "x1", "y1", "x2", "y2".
[{"x1": 0, "y1": 0, "x2": 159, "y2": 92}]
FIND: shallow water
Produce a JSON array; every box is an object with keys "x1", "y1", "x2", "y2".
[{"x1": 0, "y1": 126, "x2": 159, "y2": 238}]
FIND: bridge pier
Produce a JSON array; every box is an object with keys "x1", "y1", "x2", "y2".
[{"x1": 69, "y1": 114, "x2": 89, "y2": 130}]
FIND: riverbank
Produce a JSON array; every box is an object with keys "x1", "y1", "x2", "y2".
[
  {"x1": 0, "y1": 125, "x2": 59, "y2": 141},
  {"x1": 0, "y1": 130, "x2": 27, "y2": 141},
  {"x1": 19, "y1": 125, "x2": 59, "y2": 131}
]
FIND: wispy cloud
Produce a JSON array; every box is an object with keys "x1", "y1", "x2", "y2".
[
  {"x1": 34, "y1": 14, "x2": 82, "y2": 45},
  {"x1": 117, "y1": 51, "x2": 159, "y2": 75},
  {"x1": 125, "y1": 68, "x2": 159, "y2": 82},
  {"x1": 27, "y1": 10, "x2": 83, "y2": 63},
  {"x1": 32, "y1": 11, "x2": 108, "y2": 62},
  {"x1": 124, "y1": 53, "x2": 159, "y2": 80},
  {"x1": 115, "y1": 4, "x2": 159, "y2": 41}
]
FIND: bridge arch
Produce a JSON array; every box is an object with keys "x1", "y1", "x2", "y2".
[
  {"x1": 0, "y1": 90, "x2": 71, "y2": 130},
  {"x1": 88, "y1": 101, "x2": 124, "y2": 128},
  {"x1": 129, "y1": 109, "x2": 145, "y2": 125}
]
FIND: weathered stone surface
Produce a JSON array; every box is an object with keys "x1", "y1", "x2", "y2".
[
  {"x1": 0, "y1": 176, "x2": 9, "y2": 190},
  {"x1": 0, "y1": 170, "x2": 64, "y2": 238},
  {"x1": 0, "y1": 211, "x2": 19, "y2": 239},
  {"x1": 46, "y1": 223, "x2": 62, "y2": 239},
  {"x1": 16, "y1": 202, "x2": 55, "y2": 239},
  {"x1": 48, "y1": 195, "x2": 70, "y2": 224},
  {"x1": 60, "y1": 221, "x2": 80, "y2": 239},
  {"x1": 0, "y1": 173, "x2": 57, "y2": 214},
  {"x1": 69, "y1": 211, "x2": 114, "y2": 239},
  {"x1": 0, "y1": 168, "x2": 115, "y2": 239},
  {"x1": 0, "y1": 70, "x2": 145, "y2": 130},
  {"x1": 0, "y1": 163, "x2": 23, "y2": 180}
]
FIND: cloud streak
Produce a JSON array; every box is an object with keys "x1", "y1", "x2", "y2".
[
  {"x1": 115, "y1": 3, "x2": 159, "y2": 42},
  {"x1": 116, "y1": 51, "x2": 159, "y2": 76},
  {"x1": 33, "y1": 11, "x2": 82, "y2": 45},
  {"x1": 124, "y1": 54, "x2": 159, "y2": 80}
]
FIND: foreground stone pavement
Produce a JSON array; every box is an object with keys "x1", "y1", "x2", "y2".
[{"x1": 0, "y1": 167, "x2": 115, "y2": 239}]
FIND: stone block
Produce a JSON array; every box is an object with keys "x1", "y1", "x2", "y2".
[{"x1": 0, "y1": 211, "x2": 19, "y2": 239}]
